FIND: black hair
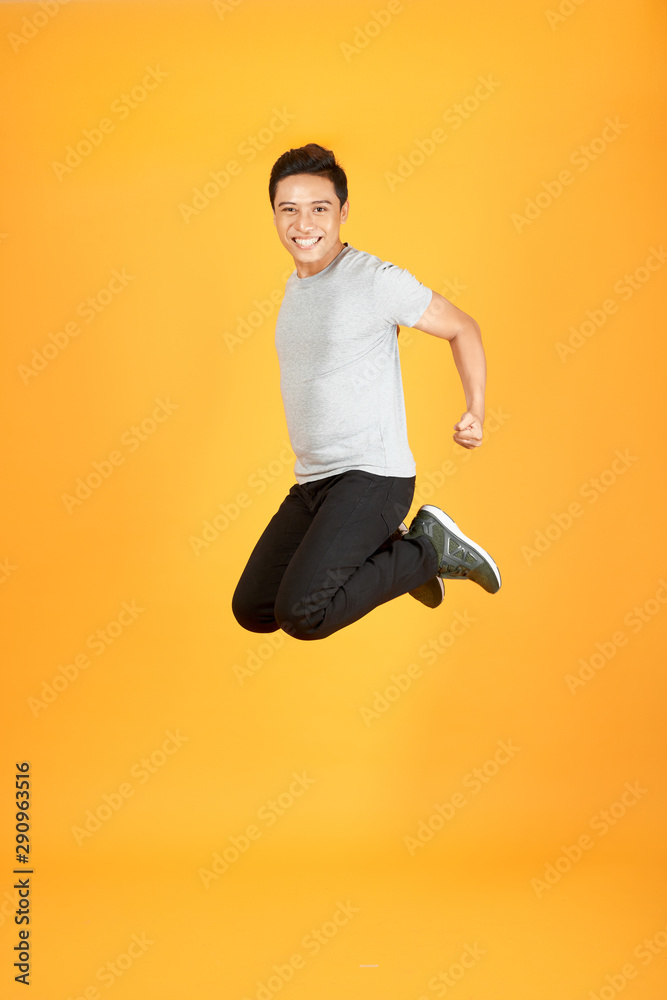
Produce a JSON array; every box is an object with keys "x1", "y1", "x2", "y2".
[{"x1": 269, "y1": 143, "x2": 348, "y2": 210}]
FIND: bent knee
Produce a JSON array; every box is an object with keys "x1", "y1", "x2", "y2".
[
  {"x1": 231, "y1": 587, "x2": 280, "y2": 634},
  {"x1": 276, "y1": 617, "x2": 326, "y2": 641},
  {"x1": 273, "y1": 591, "x2": 323, "y2": 641}
]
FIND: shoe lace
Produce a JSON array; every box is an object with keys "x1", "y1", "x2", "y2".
[{"x1": 440, "y1": 563, "x2": 469, "y2": 578}]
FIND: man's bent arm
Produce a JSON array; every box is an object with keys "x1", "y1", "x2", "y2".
[
  {"x1": 449, "y1": 319, "x2": 486, "y2": 418},
  {"x1": 412, "y1": 290, "x2": 487, "y2": 448}
]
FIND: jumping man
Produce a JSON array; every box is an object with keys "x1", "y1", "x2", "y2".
[{"x1": 232, "y1": 143, "x2": 501, "y2": 641}]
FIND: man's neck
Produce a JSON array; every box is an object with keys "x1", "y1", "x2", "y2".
[{"x1": 295, "y1": 240, "x2": 347, "y2": 279}]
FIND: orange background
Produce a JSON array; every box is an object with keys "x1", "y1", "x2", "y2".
[{"x1": 2, "y1": 1, "x2": 667, "y2": 997}]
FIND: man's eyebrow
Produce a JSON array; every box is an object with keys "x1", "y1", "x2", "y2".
[{"x1": 277, "y1": 199, "x2": 333, "y2": 207}]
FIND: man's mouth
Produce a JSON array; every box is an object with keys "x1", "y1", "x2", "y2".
[{"x1": 293, "y1": 236, "x2": 322, "y2": 248}]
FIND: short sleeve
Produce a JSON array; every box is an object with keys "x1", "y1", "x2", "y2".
[{"x1": 373, "y1": 260, "x2": 433, "y2": 328}]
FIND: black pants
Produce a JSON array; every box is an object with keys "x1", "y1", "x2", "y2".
[{"x1": 231, "y1": 469, "x2": 439, "y2": 641}]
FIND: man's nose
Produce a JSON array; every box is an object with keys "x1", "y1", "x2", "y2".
[{"x1": 294, "y1": 214, "x2": 315, "y2": 232}]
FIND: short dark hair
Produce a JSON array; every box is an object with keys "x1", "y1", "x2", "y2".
[{"x1": 269, "y1": 143, "x2": 348, "y2": 210}]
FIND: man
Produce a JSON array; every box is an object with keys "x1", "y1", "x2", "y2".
[{"x1": 231, "y1": 143, "x2": 501, "y2": 642}]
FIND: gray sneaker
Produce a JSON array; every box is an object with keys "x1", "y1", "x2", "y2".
[
  {"x1": 403, "y1": 505, "x2": 501, "y2": 594},
  {"x1": 389, "y1": 522, "x2": 445, "y2": 608}
]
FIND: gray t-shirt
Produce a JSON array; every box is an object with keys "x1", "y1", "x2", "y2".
[{"x1": 274, "y1": 242, "x2": 433, "y2": 484}]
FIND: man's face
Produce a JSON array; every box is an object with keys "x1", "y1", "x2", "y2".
[{"x1": 272, "y1": 173, "x2": 349, "y2": 276}]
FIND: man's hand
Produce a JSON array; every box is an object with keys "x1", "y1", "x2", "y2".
[{"x1": 453, "y1": 411, "x2": 484, "y2": 449}]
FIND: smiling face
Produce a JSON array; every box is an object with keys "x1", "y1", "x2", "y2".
[{"x1": 272, "y1": 173, "x2": 349, "y2": 278}]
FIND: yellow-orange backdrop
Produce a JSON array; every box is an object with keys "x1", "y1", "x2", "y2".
[{"x1": 2, "y1": 1, "x2": 667, "y2": 998}]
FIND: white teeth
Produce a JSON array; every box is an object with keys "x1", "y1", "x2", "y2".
[{"x1": 294, "y1": 237, "x2": 320, "y2": 246}]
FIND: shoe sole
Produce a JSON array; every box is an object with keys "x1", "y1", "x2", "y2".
[
  {"x1": 421, "y1": 505, "x2": 502, "y2": 593},
  {"x1": 409, "y1": 575, "x2": 445, "y2": 608}
]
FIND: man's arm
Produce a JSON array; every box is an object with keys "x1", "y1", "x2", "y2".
[{"x1": 411, "y1": 290, "x2": 486, "y2": 450}]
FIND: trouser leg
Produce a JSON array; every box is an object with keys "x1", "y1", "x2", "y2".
[
  {"x1": 273, "y1": 470, "x2": 438, "y2": 641},
  {"x1": 231, "y1": 485, "x2": 314, "y2": 633}
]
